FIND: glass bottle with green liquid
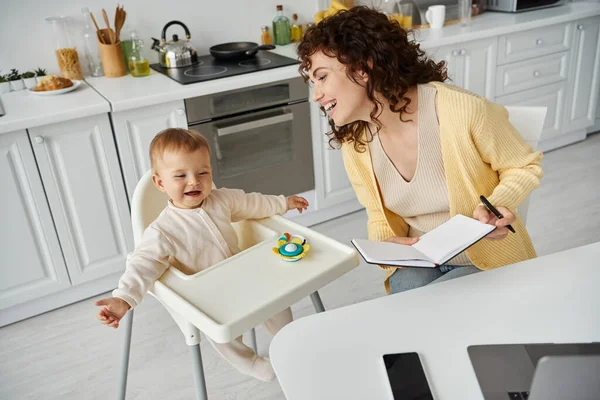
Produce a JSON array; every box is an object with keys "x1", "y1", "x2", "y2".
[
  {"x1": 272, "y1": 5, "x2": 291, "y2": 46},
  {"x1": 127, "y1": 32, "x2": 150, "y2": 77}
]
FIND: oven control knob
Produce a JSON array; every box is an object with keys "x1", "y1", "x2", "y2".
[{"x1": 176, "y1": 108, "x2": 185, "y2": 116}]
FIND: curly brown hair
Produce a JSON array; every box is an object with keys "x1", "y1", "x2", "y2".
[{"x1": 297, "y1": 6, "x2": 447, "y2": 151}]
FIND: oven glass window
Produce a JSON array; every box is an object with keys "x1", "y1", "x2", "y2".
[{"x1": 210, "y1": 109, "x2": 294, "y2": 179}]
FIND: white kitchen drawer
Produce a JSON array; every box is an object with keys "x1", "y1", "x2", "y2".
[
  {"x1": 498, "y1": 23, "x2": 571, "y2": 65},
  {"x1": 496, "y1": 81, "x2": 566, "y2": 141},
  {"x1": 496, "y1": 52, "x2": 569, "y2": 97}
]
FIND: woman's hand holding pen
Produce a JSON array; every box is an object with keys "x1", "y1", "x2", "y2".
[{"x1": 473, "y1": 205, "x2": 516, "y2": 240}]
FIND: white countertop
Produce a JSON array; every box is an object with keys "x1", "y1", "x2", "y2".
[
  {"x1": 3, "y1": 3, "x2": 599, "y2": 131},
  {"x1": 84, "y1": 55, "x2": 300, "y2": 113},
  {"x1": 0, "y1": 82, "x2": 110, "y2": 134},
  {"x1": 415, "y1": 2, "x2": 600, "y2": 49},
  {"x1": 86, "y1": 2, "x2": 600, "y2": 113}
]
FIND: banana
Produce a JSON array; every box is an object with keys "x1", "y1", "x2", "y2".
[
  {"x1": 314, "y1": 1, "x2": 349, "y2": 25},
  {"x1": 330, "y1": 0, "x2": 348, "y2": 11},
  {"x1": 314, "y1": 9, "x2": 326, "y2": 24}
]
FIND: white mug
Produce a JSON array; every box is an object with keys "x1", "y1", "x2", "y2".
[{"x1": 426, "y1": 5, "x2": 446, "y2": 29}]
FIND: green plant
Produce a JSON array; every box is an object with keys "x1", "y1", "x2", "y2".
[
  {"x1": 0, "y1": 75, "x2": 7, "y2": 83},
  {"x1": 6, "y1": 69, "x2": 21, "y2": 81},
  {"x1": 21, "y1": 71, "x2": 35, "y2": 79},
  {"x1": 34, "y1": 67, "x2": 47, "y2": 77}
]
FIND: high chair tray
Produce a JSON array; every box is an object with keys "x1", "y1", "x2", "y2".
[{"x1": 150, "y1": 215, "x2": 359, "y2": 343}]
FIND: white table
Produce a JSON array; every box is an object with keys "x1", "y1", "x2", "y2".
[{"x1": 270, "y1": 242, "x2": 600, "y2": 400}]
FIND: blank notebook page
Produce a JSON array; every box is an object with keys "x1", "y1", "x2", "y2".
[{"x1": 412, "y1": 214, "x2": 495, "y2": 264}]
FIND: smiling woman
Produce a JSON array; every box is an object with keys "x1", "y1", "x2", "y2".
[
  {"x1": 297, "y1": 7, "x2": 543, "y2": 295},
  {"x1": 298, "y1": 7, "x2": 446, "y2": 149}
]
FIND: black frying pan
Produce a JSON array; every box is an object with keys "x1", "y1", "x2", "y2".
[{"x1": 209, "y1": 42, "x2": 276, "y2": 62}]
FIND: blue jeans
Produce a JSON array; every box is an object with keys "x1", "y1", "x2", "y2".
[{"x1": 388, "y1": 265, "x2": 480, "y2": 295}]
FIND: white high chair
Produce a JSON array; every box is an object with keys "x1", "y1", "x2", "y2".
[
  {"x1": 504, "y1": 106, "x2": 547, "y2": 226},
  {"x1": 117, "y1": 170, "x2": 359, "y2": 400}
]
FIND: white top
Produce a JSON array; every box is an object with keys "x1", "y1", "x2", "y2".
[
  {"x1": 269, "y1": 242, "x2": 600, "y2": 400},
  {"x1": 0, "y1": 81, "x2": 110, "y2": 134},
  {"x1": 113, "y1": 188, "x2": 286, "y2": 308}
]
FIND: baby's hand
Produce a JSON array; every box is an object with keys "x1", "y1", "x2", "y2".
[
  {"x1": 95, "y1": 297, "x2": 131, "y2": 329},
  {"x1": 287, "y1": 195, "x2": 309, "y2": 213}
]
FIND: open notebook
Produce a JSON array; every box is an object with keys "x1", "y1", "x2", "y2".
[{"x1": 351, "y1": 214, "x2": 496, "y2": 268}]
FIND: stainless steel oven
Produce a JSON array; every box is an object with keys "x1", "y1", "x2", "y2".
[{"x1": 185, "y1": 77, "x2": 313, "y2": 196}]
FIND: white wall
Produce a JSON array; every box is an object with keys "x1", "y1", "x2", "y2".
[{"x1": 0, "y1": 0, "x2": 319, "y2": 75}]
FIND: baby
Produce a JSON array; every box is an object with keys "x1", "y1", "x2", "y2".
[{"x1": 95, "y1": 128, "x2": 309, "y2": 382}]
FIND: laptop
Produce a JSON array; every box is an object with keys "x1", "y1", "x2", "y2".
[
  {"x1": 468, "y1": 343, "x2": 600, "y2": 400},
  {"x1": 529, "y1": 354, "x2": 600, "y2": 400}
]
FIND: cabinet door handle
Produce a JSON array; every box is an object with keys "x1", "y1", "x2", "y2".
[
  {"x1": 176, "y1": 108, "x2": 185, "y2": 116},
  {"x1": 460, "y1": 49, "x2": 466, "y2": 56},
  {"x1": 536, "y1": 38, "x2": 543, "y2": 45},
  {"x1": 533, "y1": 70, "x2": 540, "y2": 77},
  {"x1": 577, "y1": 24, "x2": 584, "y2": 31},
  {"x1": 216, "y1": 113, "x2": 293, "y2": 137},
  {"x1": 452, "y1": 50, "x2": 459, "y2": 56},
  {"x1": 34, "y1": 136, "x2": 44, "y2": 144}
]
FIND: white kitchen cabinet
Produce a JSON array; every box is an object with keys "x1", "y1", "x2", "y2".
[
  {"x1": 0, "y1": 130, "x2": 70, "y2": 313},
  {"x1": 427, "y1": 37, "x2": 498, "y2": 100},
  {"x1": 290, "y1": 99, "x2": 362, "y2": 227},
  {"x1": 564, "y1": 17, "x2": 600, "y2": 133},
  {"x1": 428, "y1": 45, "x2": 463, "y2": 91},
  {"x1": 111, "y1": 100, "x2": 188, "y2": 199},
  {"x1": 28, "y1": 114, "x2": 133, "y2": 286},
  {"x1": 497, "y1": 23, "x2": 571, "y2": 65},
  {"x1": 495, "y1": 51, "x2": 569, "y2": 97},
  {"x1": 593, "y1": 95, "x2": 600, "y2": 133},
  {"x1": 496, "y1": 82, "x2": 567, "y2": 142},
  {"x1": 311, "y1": 104, "x2": 358, "y2": 210}
]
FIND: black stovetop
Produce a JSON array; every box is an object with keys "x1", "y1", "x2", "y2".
[{"x1": 150, "y1": 51, "x2": 300, "y2": 85}]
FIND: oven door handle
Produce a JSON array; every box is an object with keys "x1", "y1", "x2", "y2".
[{"x1": 216, "y1": 112, "x2": 294, "y2": 137}]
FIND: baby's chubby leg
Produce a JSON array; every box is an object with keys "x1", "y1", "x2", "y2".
[
  {"x1": 263, "y1": 307, "x2": 293, "y2": 336},
  {"x1": 208, "y1": 336, "x2": 275, "y2": 382}
]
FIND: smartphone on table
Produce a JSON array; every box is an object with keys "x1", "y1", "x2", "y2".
[{"x1": 382, "y1": 352, "x2": 434, "y2": 400}]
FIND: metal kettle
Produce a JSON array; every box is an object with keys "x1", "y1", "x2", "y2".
[{"x1": 151, "y1": 21, "x2": 198, "y2": 68}]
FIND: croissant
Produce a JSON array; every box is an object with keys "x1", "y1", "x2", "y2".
[{"x1": 34, "y1": 75, "x2": 73, "y2": 92}]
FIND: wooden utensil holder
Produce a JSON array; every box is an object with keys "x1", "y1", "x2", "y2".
[{"x1": 98, "y1": 29, "x2": 126, "y2": 78}]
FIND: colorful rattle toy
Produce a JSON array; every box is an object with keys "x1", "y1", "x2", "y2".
[{"x1": 272, "y1": 232, "x2": 310, "y2": 262}]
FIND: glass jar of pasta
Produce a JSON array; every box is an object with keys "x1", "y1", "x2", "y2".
[{"x1": 46, "y1": 16, "x2": 83, "y2": 80}]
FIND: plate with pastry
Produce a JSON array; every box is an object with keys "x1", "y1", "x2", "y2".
[{"x1": 29, "y1": 76, "x2": 81, "y2": 96}]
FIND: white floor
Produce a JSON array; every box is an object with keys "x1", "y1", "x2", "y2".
[{"x1": 1, "y1": 134, "x2": 599, "y2": 400}]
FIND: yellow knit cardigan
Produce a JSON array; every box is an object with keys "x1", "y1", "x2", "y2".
[{"x1": 341, "y1": 82, "x2": 543, "y2": 293}]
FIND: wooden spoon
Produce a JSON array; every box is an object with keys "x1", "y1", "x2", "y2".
[
  {"x1": 90, "y1": 12, "x2": 105, "y2": 44},
  {"x1": 102, "y1": 9, "x2": 114, "y2": 44},
  {"x1": 115, "y1": 5, "x2": 126, "y2": 43}
]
